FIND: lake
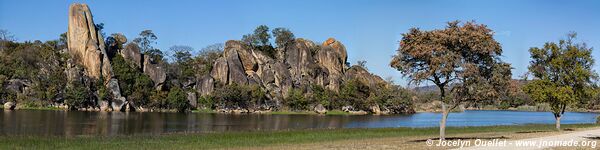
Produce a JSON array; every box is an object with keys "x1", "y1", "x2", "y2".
[{"x1": 1, "y1": 110, "x2": 598, "y2": 136}]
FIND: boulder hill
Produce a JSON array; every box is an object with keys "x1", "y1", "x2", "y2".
[{"x1": 67, "y1": 3, "x2": 390, "y2": 112}]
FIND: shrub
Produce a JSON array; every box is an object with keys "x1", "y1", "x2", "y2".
[
  {"x1": 198, "y1": 95, "x2": 214, "y2": 109},
  {"x1": 149, "y1": 90, "x2": 168, "y2": 108},
  {"x1": 338, "y1": 79, "x2": 371, "y2": 110},
  {"x1": 65, "y1": 82, "x2": 90, "y2": 110},
  {"x1": 213, "y1": 83, "x2": 251, "y2": 109},
  {"x1": 309, "y1": 84, "x2": 336, "y2": 109},
  {"x1": 285, "y1": 88, "x2": 308, "y2": 111},
  {"x1": 167, "y1": 87, "x2": 189, "y2": 112}
]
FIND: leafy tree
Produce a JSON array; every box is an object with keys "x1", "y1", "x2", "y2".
[
  {"x1": 65, "y1": 82, "x2": 90, "y2": 110},
  {"x1": 272, "y1": 27, "x2": 295, "y2": 48},
  {"x1": 149, "y1": 90, "x2": 168, "y2": 108},
  {"x1": 338, "y1": 78, "x2": 371, "y2": 110},
  {"x1": 130, "y1": 75, "x2": 154, "y2": 106},
  {"x1": 210, "y1": 83, "x2": 269, "y2": 110},
  {"x1": 133, "y1": 30, "x2": 163, "y2": 62},
  {"x1": 167, "y1": 87, "x2": 189, "y2": 112},
  {"x1": 194, "y1": 43, "x2": 223, "y2": 76},
  {"x1": 285, "y1": 88, "x2": 308, "y2": 111},
  {"x1": 133, "y1": 30, "x2": 157, "y2": 52},
  {"x1": 96, "y1": 77, "x2": 109, "y2": 103},
  {"x1": 167, "y1": 45, "x2": 195, "y2": 80},
  {"x1": 198, "y1": 95, "x2": 214, "y2": 109},
  {"x1": 368, "y1": 83, "x2": 415, "y2": 114},
  {"x1": 242, "y1": 25, "x2": 275, "y2": 57},
  {"x1": 309, "y1": 84, "x2": 336, "y2": 109},
  {"x1": 112, "y1": 55, "x2": 138, "y2": 97},
  {"x1": 523, "y1": 33, "x2": 596, "y2": 130},
  {"x1": 213, "y1": 83, "x2": 251, "y2": 109},
  {"x1": 168, "y1": 45, "x2": 193, "y2": 63},
  {"x1": 59, "y1": 32, "x2": 68, "y2": 48},
  {"x1": 390, "y1": 21, "x2": 512, "y2": 140}
]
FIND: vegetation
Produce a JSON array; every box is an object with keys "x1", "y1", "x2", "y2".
[
  {"x1": 209, "y1": 83, "x2": 269, "y2": 110},
  {"x1": 64, "y1": 82, "x2": 90, "y2": 110},
  {"x1": 0, "y1": 124, "x2": 595, "y2": 149},
  {"x1": 166, "y1": 87, "x2": 189, "y2": 112},
  {"x1": 285, "y1": 88, "x2": 310, "y2": 111},
  {"x1": 523, "y1": 33, "x2": 597, "y2": 130},
  {"x1": 390, "y1": 21, "x2": 513, "y2": 140}
]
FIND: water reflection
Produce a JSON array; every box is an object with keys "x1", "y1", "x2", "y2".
[{"x1": 1, "y1": 110, "x2": 598, "y2": 136}]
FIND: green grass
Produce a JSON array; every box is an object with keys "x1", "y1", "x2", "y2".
[{"x1": 0, "y1": 124, "x2": 596, "y2": 150}]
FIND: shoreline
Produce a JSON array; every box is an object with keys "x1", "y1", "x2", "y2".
[{"x1": 5, "y1": 105, "x2": 600, "y2": 114}]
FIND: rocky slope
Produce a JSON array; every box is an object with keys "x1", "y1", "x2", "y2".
[{"x1": 204, "y1": 38, "x2": 387, "y2": 109}]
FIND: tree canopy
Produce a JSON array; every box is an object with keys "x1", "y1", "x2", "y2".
[
  {"x1": 523, "y1": 33, "x2": 597, "y2": 130},
  {"x1": 390, "y1": 21, "x2": 512, "y2": 139}
]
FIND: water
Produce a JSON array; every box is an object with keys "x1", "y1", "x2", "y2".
[{"x1": 1, "y1": 110, "x2": 598, "y2": 136}]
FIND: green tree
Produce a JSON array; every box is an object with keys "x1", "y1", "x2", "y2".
[
  {"x1": 194, "y1": 43, "x2": 223, "y2": 76},
  {"x1": 133, "y1": 30, "x2": 163, "y2": 62},
  {"x1": 167, "y1": 45, "x2": 195, "y2": 80},
  {"x1": 272, "y1": 27, "x2": 295, "y2": 48},
  {"x1": 338, "y1": 78, "x2": 371, "y2": 110},
  {"x1": 65, "y1": 82, "x2": 89, "y2": 110},
  {"x1": 285, "y1": 88, "x2": 308, "y2": 111},
  {"x1": 523, "y1": 33, "x2": 596, "y2": 130},
  {"x1": 390, "y1": 21, "x2": 512, "y2": 140},
  {"x1": 133, "y1": 30, "x2": 157, "y2": 53},
  {"x1": 167, "y1": 87, "x2": 189, "y2": 112},
  {"x1": 309, "y1": 84, "x2": 336, "y2": 109},
  {"x1": 242, "y1": 25, "x2": 275, "y2": 57}
]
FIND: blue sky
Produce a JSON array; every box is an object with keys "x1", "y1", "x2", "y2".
[{"x1": 1, "y1": 0, "x2": 599, "y2": 86}]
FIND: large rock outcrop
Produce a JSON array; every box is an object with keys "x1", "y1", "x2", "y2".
[
  {"x1": 68, "y1": 3, "x2": 112, "y2": 80},
  {"x1": 206, "y1": 38, "x2": 357, "y2": 108},
  {"x1": 317, "y1": 38, "x2": 347, "y2": 91},
  {"x1": 119, "y1": 43, "x2": 167, "y2": 90},
  {"x1": 143, "y1": 56, "x2": 167, "y2": 89},
  {"x1": 67, "y1": 3, "x2": 126, "y2": 111},
  {"x1": 345, "y1": 65, "x2": 386, "y2": 88}
]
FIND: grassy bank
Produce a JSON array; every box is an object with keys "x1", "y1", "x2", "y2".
[{"x1": 0, "y1": 124, "x2": 596, "y2": 149}]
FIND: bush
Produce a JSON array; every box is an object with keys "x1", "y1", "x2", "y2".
[
  {"x1": 338, "y1": 79, "x2": 371, "y2": 110},
  {"x1": 149, "y1": 90, "x2": 168, "y2": 108},
  {"x1": 284, "y1": 88, "x2": 309, "y2": 111},
  {"x1": 368, "y1": 85, "x2": 415, "y2": 114},
  {"x1": 167, "y1": 87, "x2": 189, "y2": 112},
  {"x1": 198, "y1": 95, "x2": 214, "y2": 109},
  {"x1": 210, "y1": 84, "x2": 272, "y2": 110},
  {"x1": 65, "y1": 82, "x2": 90, "y2": 110},
  {"x1": 213, "y1": 84, "x2": 251, "y2": 109},
  {"x1": 309, "y1": 84, "x2": 336, "y2": 109}
]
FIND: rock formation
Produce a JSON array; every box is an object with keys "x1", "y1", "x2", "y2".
[
  {"x1": 119, "y1": 43, "x2": 167, "y2": 90},
  {"x1": 206, "y1": 38, "x2": 369, "y2": 108},
  {"x1": 67, "y1": 3, "x2": 126, "y2": 111},
  {"x1": 143, "y1": 56, "x2": 167, "y2": 90}
]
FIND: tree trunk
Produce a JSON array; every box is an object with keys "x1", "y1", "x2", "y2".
[
  {"x1": 555, "y1": 115, "x2": 561, "y2": 130},
  {"x1": 440, "y1": 103, "x2": 449, "y2": 140}
]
